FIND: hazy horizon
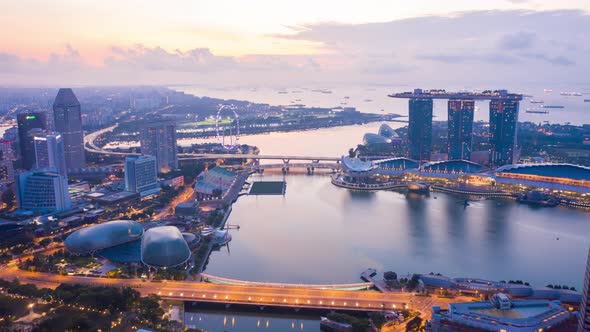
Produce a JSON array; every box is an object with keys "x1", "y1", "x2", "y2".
[{"x1": 1, "y1": 1, "x2": 590, "y2": 88}]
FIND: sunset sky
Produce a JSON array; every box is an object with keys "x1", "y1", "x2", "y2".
[{"x1": 1, "y1": 0, "x2": 589, "y2": 86}]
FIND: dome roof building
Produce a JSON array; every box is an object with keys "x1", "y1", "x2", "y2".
[
  {"x1": 378, "y1": 124, "x2": 399, "y2": 139},
  {"x1": 141, "y1": 226, "x2": 191, "y2": 268},
  {"x1": 362, "y1": 133, "x2": 392, "y2": 146},
  {"x1": 65, "y1": 220, "x2": 143, "y2": 254}
]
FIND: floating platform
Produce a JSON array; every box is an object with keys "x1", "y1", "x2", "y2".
[{"x1": 249, "y1": 181, "x2": 286, "y2": 195}]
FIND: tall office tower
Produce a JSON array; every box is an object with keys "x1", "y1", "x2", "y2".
[
  {"x1": 33, "y1": 132, "x2": 67, "y2": 176},
  {"x1": 0, "y1": 141, "x2": 15, "y2": 184},
  {"x1": 52, "y1": 88, "x2": 86, "y2": 169},
  {"x1": 489, "y1": 98, "x2": 519, "y2": 166},
  {"x1": 579, "y1": 247, "x2": 590, "y2": 332},
  {"x1": 140, "y1": 120, "x2": 178, "y2": 173},
  {"x1": 447, "y1": 99, "x2": 475, "y2": 160},
  {"x1": 408, "y1": 98, "x2": 433, "y2": 161},
  {"x1": 125, "y1": 155, "x2": 159, "y2": 197},
  {"x1": 16, "y1": 110, "x2": 52, "y2": 170},
  {"x1": 15, "y1": 170, "x2": 71, "y2": 213}
]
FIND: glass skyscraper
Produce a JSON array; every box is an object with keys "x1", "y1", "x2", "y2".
[
  {"x1": 33, "y1": 132, "x2": 68, "y2": 176},
  {"x1": 447, "y1": 99, "x2": 475, "y2": 160},
  {"x1": 15, "y1": 170, "x2": 71, "y2": 213},
  {"x1": 17, "y1": 110, "x2": 52, "y2": 170},
  {"x1": 125, "y1": 155, "x2": 159, "y2": 197},
  {"x1": 53, "y1": 88, "x2": 86, "y2": 169},
  {"x1": 0, "y1": 141, "x2": 15, "y2": 184},
  {"x1": 489, "y1": 98, "x2": 519, "y2": 166},
  {"x1": 408, "y1": 98, "x2": 433, "y2": 161},
  {"x1": 140, "y1": 119, "x2": 178, "y2": 173}
]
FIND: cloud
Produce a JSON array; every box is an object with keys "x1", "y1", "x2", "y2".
[
  {"x1": 104, "y1": 45, "x2": 235, "y2": 72},
  {"x1": 0, "y1": 10, "x2": 589, "y2": 87},
  {"x1": 498, "y1": 32, "x2": 536, "y2": 50}
]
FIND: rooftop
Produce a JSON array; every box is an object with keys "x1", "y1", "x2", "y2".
[
  {"x1": 341, "y1": 156, "x2": 379, "y2": 173},
  {"x1": 65, "y1": 220, "x2": 143, "y2": 254},
  {"x1": 53, "y1": 88, "x2": 80, "y2": 107},
  {"x1": 495, "y1": 163, "x2": 590, "y2": 180},
  {"x1": 141, "y1": 226, "x2": 191, "y2": 268},
  {"x1": 389, "y1": 88, "x2": 523, "y2": 101}
]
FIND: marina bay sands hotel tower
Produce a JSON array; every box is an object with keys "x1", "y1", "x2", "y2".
[{"x1": 389, "y1": 89, "x2": 522, "y2": 166}]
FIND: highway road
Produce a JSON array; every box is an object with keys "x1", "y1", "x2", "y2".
[{"x1": 0, "y1": 266, "x2": 464, "y2": 318}]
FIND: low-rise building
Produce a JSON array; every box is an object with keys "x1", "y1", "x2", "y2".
[{"x1": 426, "y1": 294, "x2": 578, "y2": 332}]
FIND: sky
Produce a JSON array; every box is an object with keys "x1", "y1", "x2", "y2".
[{"x1": 1, "y1": 0, "x2": 589, "y2": 87}]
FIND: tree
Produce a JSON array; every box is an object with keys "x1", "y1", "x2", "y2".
[
  {"x1": 384, "y1": 271, "x2": 397, "y2": 281},
  {"x1": 39, "y1": 238, "x2": 52, "y2": 248},
  {"x1": 137, "y1": 294, "x2": 164, "y2": 322},
  {"x1": 405, "y1": 316, "x2": 424, "y2": 332},
  {"x1": 370, "y1": 312, "x2": 387, "y2": 329},
  {"x1": 348, "y1": 148, "x2": 355, "y2": 158}
]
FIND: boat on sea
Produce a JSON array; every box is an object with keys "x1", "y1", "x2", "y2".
[
  {"x1": 560, "y1": 91, "x2": 582, "y2": 96},
  {"x1": 541, "y1": 105, "x2": 565, "y2": 109},
  {"x1": 584, "y1": 99, "x2": 590, "y2": 102},
  {"x1": 529, "y1": 100, "x2": 544, "y2": 104},
  {"x1": 543, "y1": 88, "x2": 553, "y2": 93},
  {"x1": 364, "y1": 99, "x2": 373, "y2": 102},
  {"x1": 311, "y1": 89, "x2": 332, "y2": 94},
  {"x1": 344, "y1": 96, "x2": 350, "y2": 99},
  {"x1": 526, "y1": 109, "x2": 549, "y2": 114},
  {"x1": 278, "y1": 91, "x2": 288, "y2": 94}
]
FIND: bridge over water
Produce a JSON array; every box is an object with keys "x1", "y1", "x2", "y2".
[
  {"x1": 200, "y1": 273, "x2": 373, "y2": 291},
  {"x1": 0, "y1": 268, "x2": 424, "y2": 313}
]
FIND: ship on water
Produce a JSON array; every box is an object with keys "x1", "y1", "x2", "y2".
[
  {"x1": 526, "y1": 109, "x2": 549, "y2": 114},
  {"x1": 529, "y1": 99, "x2": 544, "y2": 104},
  {"x1": 584, "y1": 99, "x2": 590, "y2": 102},
  {"x1": 541, "y1": 105, "x2": 565, "y2": 109},
  {"x1": 543, "y1": 88, "x2": 553, "y2": 93},
  {"x1": 560, "y1": 91, "x2": 582, "y2": 96}
]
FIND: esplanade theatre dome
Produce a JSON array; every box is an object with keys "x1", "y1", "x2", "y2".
[
  {"x1": 65, "y1": 220, "x2": 143, "y2": 254},
  {"x1": 141, "y1": 226, "x2": 191, "y2": 268}
]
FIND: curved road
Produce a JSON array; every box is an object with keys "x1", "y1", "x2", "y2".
[{"x1": 83, "y1": 126, "x2": 340, "y2": 161}]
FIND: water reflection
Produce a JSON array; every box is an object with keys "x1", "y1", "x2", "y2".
[
  {"x1": 205, "y1": 175, "x2": 590, "y2": 288},
  {"x1": 404, "y1": 193, "x2": 430, "y2": 260},
  {"x1": 185, "y1": 311, "x2": 316, "y2": 331}
]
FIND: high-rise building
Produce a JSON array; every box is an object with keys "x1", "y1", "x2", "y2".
[
  {"x1": 140, "y1": 120, "x2": 178, "y2": 173},
  {"x1": 53, "y1": 88, "x2": 86, "y2": 169},
  {"x1": 17, "y1": 110, "x2": 52, "y2": 170},
  {"x1": 15, "y1": 170, "x2": 71, "y2": 213},
  {"x1": 579, "y1": 247, "x2": 590, "y2": 332},
  {"x1": 489, "y1": 98, "x2": 519, "y2": 166},
  {"x1": 447, "y1": 99, "x2": 475, "y2": 160},
  {"x1": 33, "y1": 132, "x2": 67, "y2": 176},
  {"x1": 125, "y1": 155, "x2": 159, "y2": 197},
  {"x1": 408, "y1": 98, "x2": 433, "y2": 161},
  {"x1": 0, "y1": 141, "x2": 15, "y2": 184}
]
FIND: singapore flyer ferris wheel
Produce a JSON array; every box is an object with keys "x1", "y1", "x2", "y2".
[{"x1": 215, "y1": 104, "x2": 240, "y2": 150}]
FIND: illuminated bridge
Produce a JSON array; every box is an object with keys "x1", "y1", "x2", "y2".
[
  {"x1": 0, "y1": 267, "x2": 429, "y2": 313},
  {"x1": 200, "y1": 273, "x2": 373, "y2": 291}
]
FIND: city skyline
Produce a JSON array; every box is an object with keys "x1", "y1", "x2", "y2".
[{"x1": 0, "y1": 1, "x2": 589, "y2": 331}]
